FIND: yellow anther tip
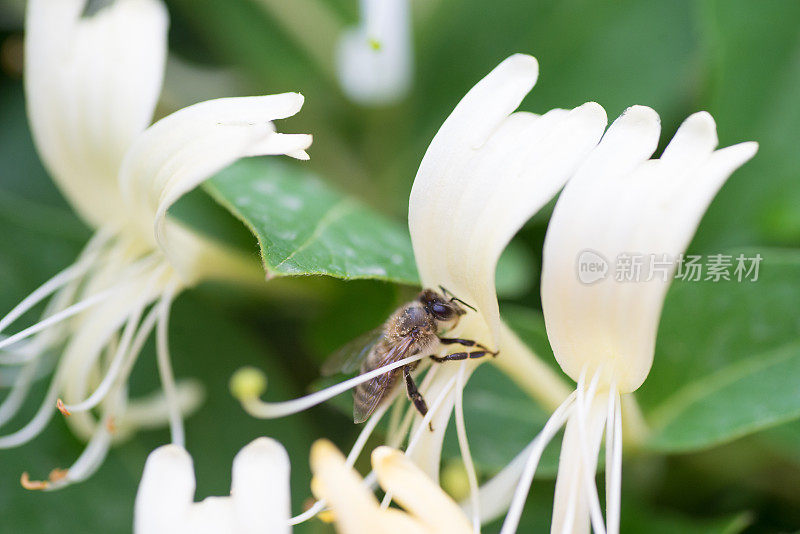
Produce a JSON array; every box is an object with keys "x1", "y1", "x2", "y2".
[
  {"x1": 441, "y1": 460, "x2": 471, "y2": 501},
  {"x1": 230, "y1": 367, "x2": 267, "y2": 400}
]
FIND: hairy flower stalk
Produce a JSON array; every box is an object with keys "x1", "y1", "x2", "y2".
[
  {"x1": 494, "y1": 107, "x2": 758, "y2": 534},
  {"x1": 1, "y1": 0, "x2": 311, "y2": 490},
  {"x1": 337, "y1": 0, "x2": 413, "y2": 105},
  {"x1": 135, "y1": 437, "x2": 291, "y2": 533},
  {"x1": 232, "y1": 54, "x2": 607, "y2": 528}
]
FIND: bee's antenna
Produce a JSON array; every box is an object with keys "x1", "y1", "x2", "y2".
[{"x1": 438, "y1": 285, "x2": 477, "y2": 312}]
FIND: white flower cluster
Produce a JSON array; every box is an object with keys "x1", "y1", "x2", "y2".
[{"x1": 4, "y1": 0, "x2": 757, "y2": 533}]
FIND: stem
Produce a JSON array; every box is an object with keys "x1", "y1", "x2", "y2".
[
  {"x1": 498, "y1": 391, "x2": 576, "y2": 534},
  {"x1": 455, "y1": 361, "x2": 481, "y2": 533},
  {"x1": 155, "y1": 282, "x2": 184, "y2": 448}
]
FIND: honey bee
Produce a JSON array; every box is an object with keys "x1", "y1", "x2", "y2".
[{"x1": 322, "y1": 287, "x2": 498, "y2": 424}]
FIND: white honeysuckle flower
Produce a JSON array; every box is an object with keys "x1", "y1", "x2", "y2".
[
  {"x1": 493, "y1": 106, "x2": 758, "y2": 534},
  {"x1": 230, "y1": 54, "x2": 606, "y2": 529},
  {"x1": 337, "y1": 0, "x2": 412, "y2": 106},
  {"x1": 404, "y1": 52, "x2": 605, "y2": 496},
  {"x1": 310, "y1": 439, "x2": 473, "y2": 534},
  {"x1": 135, "y1": 437, "x2": 291, "y2": 534},
  {"x1": 1, "y1": 0, "x2": 311, "y2": 490}
]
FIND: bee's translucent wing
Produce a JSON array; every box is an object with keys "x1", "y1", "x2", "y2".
[
  {"x1": 353, "y1": 335, "x2": 417, "y2": 423},
  {"x1": 320, "y1": 327, "x2": 385, "y2": 376}
]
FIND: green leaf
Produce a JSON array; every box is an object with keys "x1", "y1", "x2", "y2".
[
  {"x1": 621, "y1": 507, "x2": 752, "y2": 534},
  {"x1": 640, "y1": 249, "x2": 800, "y2": 451},
  {"x1": 691, "y1": 0, "x2": 800, "y2": 250},
  {"x1": 495, "y1": 240, "x2": 537, "y2": 299},
  {"x1": 647, "y1": 342, "x2": 800, "y2": 452},
  {"x1": 204, "y1": 158, "x2": 419, "y2": 284}
]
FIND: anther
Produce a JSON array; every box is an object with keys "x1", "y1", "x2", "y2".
[
  {"x1": 56, "y1": 399, "x2": 71, "y2": 417},
  {"x1": 20, "y1": 472, "x2": 48, "y2": 490}
]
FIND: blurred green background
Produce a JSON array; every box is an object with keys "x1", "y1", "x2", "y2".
[{"x1": 1, "y1": 0, "x2": 799, "y2": 532}]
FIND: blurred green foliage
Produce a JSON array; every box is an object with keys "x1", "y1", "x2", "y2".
[{"x1": 1, "y1": 0, "x2": 800, "y2": 532}]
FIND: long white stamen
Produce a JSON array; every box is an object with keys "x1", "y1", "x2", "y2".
[
  {"x1": 62, "y1": 307, "x2": 143, "y2": 413},
  {"x1": 0, "y1": 360, "x2": 39, "y2": 427},
  {"x1": 0, "y1": 365, "x2": 62, "y2": 448},
  {"x1": 0, "y1": 287, "x2": 119, "y2": 351},
  {"x1": 48, "y1": 416, "x2": 113, "y2": 490},
  {"x1": 289, "y1": 391, "x2": 395, "y2": 525},
  {"x1": 63, "y1": 265, "x2": 167, "y2": 413},
  {"x1": 348, "y1": 392, "x2": 395, "y2": 465},
  {"x1": 0, "y1": 263, "x2": 90, "y2": 336},
  {"x1": 388, "y1": 364, "x2": 438, "y2": 448},
  {"x1": 560, "y1": 470, "x2": 579, "y2": 534},
  {"x1": 291, "y1": 366, "x2": 439, "y2": 525},
  {"x1": 574, "y1": 368, "x2": 606, "y2": 534},
  {"x1": 607, "y1": 392, "x2": 622, "y2": 534},
  {"x1": 0, "y1": 337, "x2": 50, "y2": 365},
  {"x1": 499, "y1": 391, "x2": 576, "y2": 534},
  {"x1": 604, "y1": 385, "x2": 615, "y2": 531},
  {"x1": 386, "y1": 390, "x2": 406, "y2": 438},
  {"x1": 0, "y1": 228, "x2": 113, "y2": 337},
  {"x1": 381, "y1": 374, "x2": 458, "y2": 510},
  {"x1": 290, "y1": 500, "x2": 327, "y2": 526},
  {"x1": 460, "y1": 440, "x2": 531, "y2": 524},
  {"x1": 454, "y1": 361, "x2": 481, "y2": 532},
  {"x1": 405, "y1": 374, "x2": 457, "y2": 456},
  {"x1": 155, "y1": 282, "x2": 184, "y2": 448},
  {"x1": 66, "y1": 307, "x2": 160, "y2": 436},
  {"x1": 115, "y1": 305, "x2": 160, "y2": 389},
  {"x1": 2, "y1": 247, "x2": 159, "y2": 359},
  {"x1": 604, "y1": 384, "x2": 615, "y2": 533},
  {"x1": 239, "y1": 352, "x2": 428, "y2": 419}
]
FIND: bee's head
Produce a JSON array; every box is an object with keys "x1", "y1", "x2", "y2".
[{"x1": 419, "y1": 289, "x2": 467, "y2": 324}]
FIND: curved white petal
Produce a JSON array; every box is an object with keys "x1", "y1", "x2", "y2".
[
  {"x1": 409, "y1": 54, "x2": 607, "y2": 347},
  {"x1": 405, "y1": 55, "x2": 605, "y2": 487},
  {"x1": 117, "y1": 93, "x2": 312, "y2": 275},
  {"x1": 310, "y1": 439, "x2": 470, "y2": 534},
  {"x1": 134, "y1": 444, "x2": 196, "y2": 534},
  {"x1": 135, "y1": 438, "x2": 292, "y2": 534},
  {"x1": 372, "y1": 446, "x2": 474, "y2": 533},
  {"x1": 231, "y1": 437, "x2": 291, "y2": 534},
  {"x1": 25, "y1": 0, "x2": 168, "y2": 227},
  {"x1": 541, "y1": 107, "x2": 758, "y2": 392},
  {"x1": 337, "y1": 0, "x2": 412, "y2": 105}
]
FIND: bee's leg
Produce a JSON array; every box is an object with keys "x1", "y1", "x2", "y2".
[
  {"x1": 439, "y1": 337, "x2": 499, "y2": 355},
  {"x1": 430, "y1": 349, "x2": 496, "y2": 362},
  {"x1": 403, "y1": 365, "x2": 433, "y2": 431}
]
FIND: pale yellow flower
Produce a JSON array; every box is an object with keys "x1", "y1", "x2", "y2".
[{"x1": 310, "y1": 439, "x2": 473, "y2": 534}]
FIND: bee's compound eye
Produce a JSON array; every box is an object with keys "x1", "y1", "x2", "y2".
[{"x1": 431, "y1": 302, "x2": 450, "y2": 319}]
